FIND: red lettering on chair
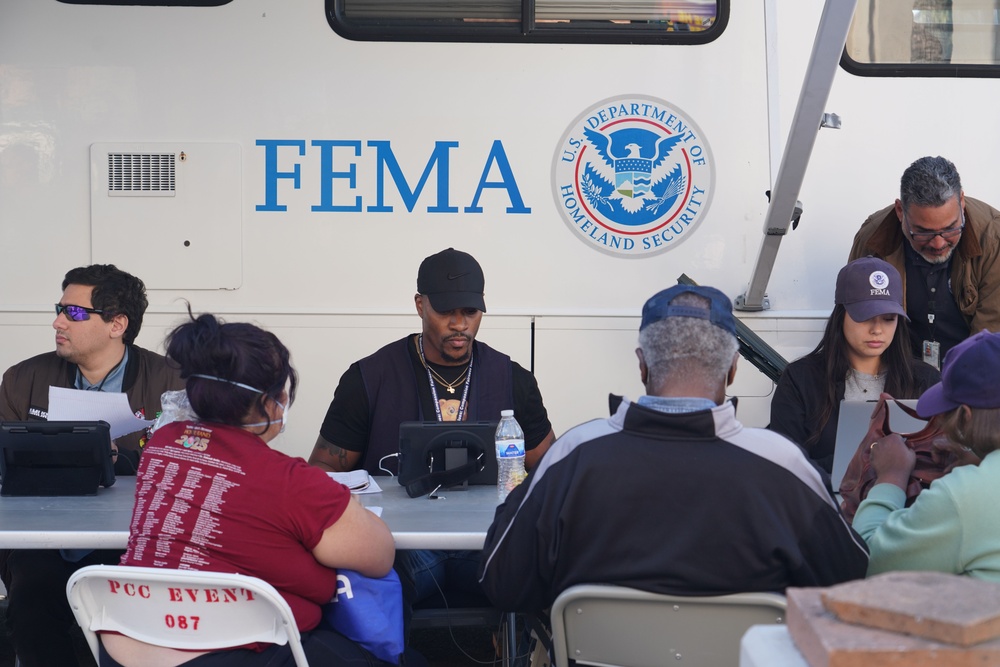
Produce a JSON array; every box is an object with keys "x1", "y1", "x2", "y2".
[
  {"x1": 205, "y1": 589, "x2": 219, "y2": 602},
  {"x1": 164, "y1": 614, "x2": 202, "y2": 631},
  {"x1": 108, "y1": 580, "x2": 121, "y2": 594},
  {"x1": 138, "y1": 585, "x2": 151, "y2": 599},
  {"x1": 185, "y1": 588, "x2": 198, "y2": 602},
  {"x1": 123, "y1": 583, "x2": 136, "y2": 596},
  {"x1": 243, "y1": 589, "x2": 255, "y2": 601},
  {"x1": 168, "y1": 587, "x2": 183, "y2": 602},
  {"x1": 222, "y1": 588, "x2": 238, "y2": 602}
]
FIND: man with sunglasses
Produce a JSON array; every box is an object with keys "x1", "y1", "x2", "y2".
[
  {"x1": 0, "y1": 264, "x2": 182, "y2": 667},
  {"x1": 850, "y1": 156, "x2": 1000, "y2": 368}
]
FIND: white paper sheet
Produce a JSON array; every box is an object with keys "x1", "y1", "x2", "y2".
[{"x1": 47, "y1": 386, "x2": 154, "y2": 440}]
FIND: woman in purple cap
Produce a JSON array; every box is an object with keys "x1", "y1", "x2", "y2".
[
  {"x1": 855, "y1": 330, "x2": 1000, "y2": 580},
  {"x1": 769, "y1": 257, "x2": 940, "y2": 473}
]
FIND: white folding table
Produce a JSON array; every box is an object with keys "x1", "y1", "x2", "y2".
[
  {"x1": 0, "y1": 477, "x2": 502, "y2": 551},
  {"x1": 0, "y1": 477, "x2": 135, "y2": 549},
  {"x1": 0, "y1": 476, "x2": 518, "y2": 664}
]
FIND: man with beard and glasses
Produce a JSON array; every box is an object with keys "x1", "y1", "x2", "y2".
[
  {"x1": 850, "y1": 155, "x2": 1000, "y2": 368},
  {"x1": 308, "y1": 247, "x2": 554, "y2": 649}
]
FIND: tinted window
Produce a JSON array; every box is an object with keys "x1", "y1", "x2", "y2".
[{"x1": 327, "y1": 0, "x2": 727, "y2": 44}]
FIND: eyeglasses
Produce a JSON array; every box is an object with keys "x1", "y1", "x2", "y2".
[
  {"x1": 55, "y1": 303, "x2": 104, "y2": 322},
  {"x1": 904, "y1": 214, "x2": 965, "y2": 242}
]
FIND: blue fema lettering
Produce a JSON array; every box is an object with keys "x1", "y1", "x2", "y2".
[{"x1": 255, "y1": 139, "x2": 530, "y2": 215}]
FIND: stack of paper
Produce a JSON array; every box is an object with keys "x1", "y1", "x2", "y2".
[{"x1": 328, "y1": 470, "x2": 383, "y2": 494}]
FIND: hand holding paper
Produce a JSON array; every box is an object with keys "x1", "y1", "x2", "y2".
[{"x1": 47, "y1": 386, "x2": 154, "y2": 440}]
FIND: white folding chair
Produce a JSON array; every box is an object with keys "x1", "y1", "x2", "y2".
[
  {"x1": 550, "y1": 584, "x2": 786, "y2": 667},
  {"x1": 66, "y1": 564, "x2": 309, "y2": 667}
]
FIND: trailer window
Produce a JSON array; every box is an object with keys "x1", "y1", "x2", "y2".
[
  {"x1": 57, "y1": 0, "x2": 229, "y2": 5},
  {"x1": 844, "y1": 0, "x2": 1000, "y2": 76},
  {"x1": 327, "y1": 0, "x2": 726, "y2": 44}
]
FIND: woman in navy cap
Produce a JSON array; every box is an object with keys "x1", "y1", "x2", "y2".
[
  {"x1": 855, "y1": 330, "x2": 1000, "y2": 580},
  {"x1": 769, "y1": 257, "x2": 940, "y2": 473}
]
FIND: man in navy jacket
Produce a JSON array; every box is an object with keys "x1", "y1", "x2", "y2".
[{"x1": 479, "y1": 284, "x2": 869, "y2": 614}]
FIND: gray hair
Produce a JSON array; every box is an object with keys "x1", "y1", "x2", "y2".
[
  {"x1": 638, "y1": 292, "x2": 738, "y2": 390},
  {"x1": 900, "y1": 156, "x2": 962, "y2": 210}
]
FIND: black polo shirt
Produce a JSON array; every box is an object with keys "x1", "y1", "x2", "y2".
[{"x1": 903, "y1": 242, "x2": 970, "y2": 360}]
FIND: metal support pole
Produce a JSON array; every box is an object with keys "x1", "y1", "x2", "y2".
[{"x1": 736, "y1": 0, "x2": 858, "y2": 311}]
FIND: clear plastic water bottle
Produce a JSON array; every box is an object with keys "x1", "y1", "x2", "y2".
[{"x1": 496, "y1": 409, "x2": 526, "y2": 502}]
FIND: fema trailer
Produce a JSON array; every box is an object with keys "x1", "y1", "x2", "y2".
[{"x1": 2, "y1": 0, "x2": 998, "y2": 459}]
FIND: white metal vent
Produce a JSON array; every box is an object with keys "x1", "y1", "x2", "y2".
[
  {"x1": 92, "y1": 142, "x2": 242, "y2": 289},
  {"x1": 107, "y1": 153, "x2": 176, "y2": 196}
]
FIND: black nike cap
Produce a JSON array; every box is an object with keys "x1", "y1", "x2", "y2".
[{"x1": 417, "y1": 248, "x2": 486, "y2": 313}]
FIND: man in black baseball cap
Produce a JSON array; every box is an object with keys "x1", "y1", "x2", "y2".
[
  {"x1": 309, "y1": 248, "x2": 554, "y2": 650},
  {"x1": 310, "y1": 247, "x2": 552, "y2": 474},
  {"x1": 416, "y1": 247, "x2": 487, "y2": 313}
]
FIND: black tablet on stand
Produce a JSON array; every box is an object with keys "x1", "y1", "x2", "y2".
[
  {"x1": 0, "y1": 421, "x2": 116, "y2": 496},
  {"x1": 397, "y1": 421, "x2": 499, "y2": 497}
]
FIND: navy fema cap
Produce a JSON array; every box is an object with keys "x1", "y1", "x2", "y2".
[
  {"x1": 835, "y1": 256, "x2": 908, "y2": 323},
  {"x1": 640, "y1": 285, "x2": 737, "y2": 336}
]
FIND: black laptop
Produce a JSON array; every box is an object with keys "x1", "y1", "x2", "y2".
[
  {"x1": 0, "y1": 421, "x2": 116, "y2": 496},
  {"x1": 397, "y1": 421, "x2": 499, "y2": 497}
]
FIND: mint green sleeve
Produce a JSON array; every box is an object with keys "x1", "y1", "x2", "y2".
[{"x1": 853, "y1": 482, "x2": 963, "y2": 576}]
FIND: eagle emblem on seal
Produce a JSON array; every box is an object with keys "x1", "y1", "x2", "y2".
[{"x1": 580, "y1": 126, "x2": 686, "y2": 218}]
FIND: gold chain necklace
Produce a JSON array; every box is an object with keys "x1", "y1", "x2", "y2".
[
  {"x1": 428, "y1": 366, "x2": 468, "y2": 394},
  {"x1": 415, "y1": 335, "x2": 470, "y2": 394}
]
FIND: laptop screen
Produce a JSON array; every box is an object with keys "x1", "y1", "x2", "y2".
[
  {"x1": 0, "y1": 421, "x2": 116, "y2": 496},
  {"x1": 831, "y1": 400, "x2": 924, "y2": 492}
]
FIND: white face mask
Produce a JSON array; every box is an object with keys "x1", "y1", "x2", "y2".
[
  {"x1": 190, "y1": 374, "x2": 288, "y2": 433},
  {"x1": 278, "y1": 400, "x2": 289, "y2": 433},
  {"x1": 241, "y1": 397, "x2": 288, "y2": 434}
]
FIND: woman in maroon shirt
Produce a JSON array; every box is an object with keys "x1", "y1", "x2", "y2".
[{"x1": 105, "y1": 311, "x2": 395, "y2": 667}]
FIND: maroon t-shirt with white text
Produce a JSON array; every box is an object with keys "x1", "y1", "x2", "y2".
[{"x1": 121, "y1": 420, "x2": 351, "y2": 631}]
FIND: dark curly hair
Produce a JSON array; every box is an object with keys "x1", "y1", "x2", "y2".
[
  {"x1": 166, "y1": 308, "x2": 297, "y2": 432},
  {"x1": 62, "y1": 264, "x2": 147, "y2": 345}
]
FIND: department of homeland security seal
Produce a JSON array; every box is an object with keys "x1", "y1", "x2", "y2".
[{"x1": 552, "y1": 95, "x2": 715, "y2": 257}]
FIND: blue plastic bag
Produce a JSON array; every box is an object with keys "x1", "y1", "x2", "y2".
[{"x1": 324, "y1": 568, "x2": 404, "y2": 665}]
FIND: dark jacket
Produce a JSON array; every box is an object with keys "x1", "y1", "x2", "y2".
[
  {"x1": 850, "y1": 197, "x2": 1000, "y2": 336},
  {"x1": 769, "y1": 354, "x2": 940, "y2": 473},
  {"x1": 0, "y1": 345, "x2": 183, "y2": 473},
  {"x1": 478, "y1": 398, "x2": 868, "y2": 614}
]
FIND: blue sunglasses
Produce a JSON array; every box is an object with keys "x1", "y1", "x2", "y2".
[{"x1": 55, "y1": 303, "x2": 105, "y2": 322}]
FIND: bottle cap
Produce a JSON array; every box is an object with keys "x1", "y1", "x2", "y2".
[{"x1": 500, "y1": 409, "x2": 514, "y2": 417}]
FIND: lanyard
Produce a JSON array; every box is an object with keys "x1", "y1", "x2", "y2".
[
  {"x1": 923, "y1": 265, "x2": 949, "y2": 340},
  {"x1": 76, "y1": 350, "x2": 127, "y2": 392},
  {"x1": 419, "y1": 335, "x2": 473, "y2": 422}
]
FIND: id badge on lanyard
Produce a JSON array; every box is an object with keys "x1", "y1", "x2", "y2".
[
  {"x1": 922, "y1": 270, "x2": 943, "y2": 370},
  {"x1": 922, "y1": 340, "x2": 941, "y2": 370}
]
